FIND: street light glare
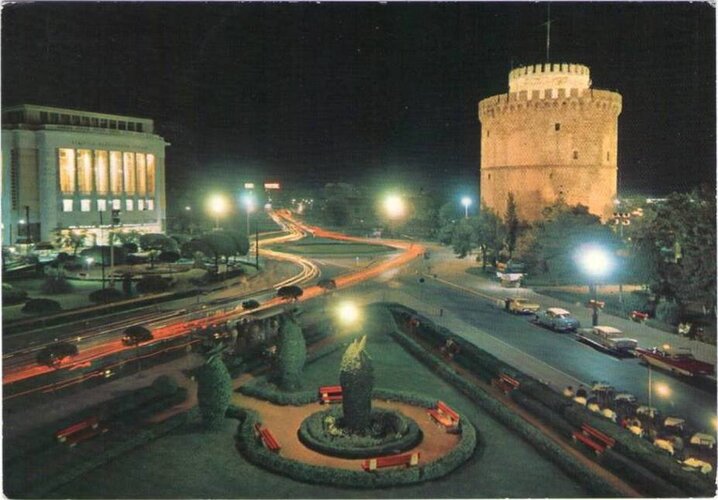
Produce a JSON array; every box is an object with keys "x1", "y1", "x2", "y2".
[
  {"x1": 461, "y1": 196, "x2": 472, "y2": 208},
  {"x1": 654, "y1": 382, "x2": 671, "y2": 398},
  {"x1": 384, "y1": 194, "x2": 406, "y2": 219},
  {"x1": 208, "y1": 194, "x2": 228, "y2": 215},
  {"x1": 578, "y1": 246, "x2": 613, "y2": 277},
  {"x1": 337, "y1": 301, "x2": 360, "y2": 326}
]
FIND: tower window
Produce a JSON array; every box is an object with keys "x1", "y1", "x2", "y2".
[
  {"x1": 487, "y1": 174, "x2": 491, "y2": 180},
  {"x1": 555, "y1": 123, "x2": 560, "y2": 131},
  {"x1": 487, "y1": 130, "x2": 490, "y2": 137},
  {"x1": 607, "y1": 151, "x2": 610, "y2": 161},
  {"x1": 573, "y1": 150, "x2": 579, "y2": 160}
]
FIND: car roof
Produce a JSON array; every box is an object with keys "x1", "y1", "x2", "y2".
[
  {"x1": 594, "y1": 326, "x2": 623, "y2": 334},
  {"x1": 547, "y1": 307, "x2": 571, "y2": 315}
]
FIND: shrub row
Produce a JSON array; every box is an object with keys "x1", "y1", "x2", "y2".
[
  {"x1": 384, "y1": 309, "x2": 622, "y2": 498},
  {"x1": 297, "y1": 407, "x2": 422, "y2": 459},
  {"x1": 601, "y1": 448, "x2": 684, "y2": 498},
  {"x1": 235, "y1": 400, "x2": 476, "y2": 488},
  {"x1": 239, "y1": 376, "x2": 317, "y2": 405}
]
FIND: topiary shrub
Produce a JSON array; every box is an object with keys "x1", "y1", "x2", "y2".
[
  {"x1": 655, "y1": 300, "x2": 681, "y2": 326},
  {"x1": 40, "y1": 276, "x2": 74, "y2": 294},
  {"x1": 196, "y1": 348, "x2": 232, "y2": 431},
  {"x1": 21, "y1": 298, "x2": 61, "y2": 315},
  {"x1": 340, "y1": 336, "x2": 374, "y2": 433},
  {"x1": 2, "y1": 284, "x2": 28, "y2": 305},
  {"x1": 88, "y1": 287, "x2": 125, "y2": 304},
  {"x1": 136, "y1": 275, "x2": 171, "y2": 294},
  {"x1": 275, "y1": 315, "x2": 306, "y2": 391}
]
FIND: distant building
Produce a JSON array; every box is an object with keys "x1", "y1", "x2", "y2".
[
  {"x1": 2, "y1": 104, "x2": 168, "y2": 244},
  {"x1": 478, "y1": 63, "x2": 622, "y2": 222}
]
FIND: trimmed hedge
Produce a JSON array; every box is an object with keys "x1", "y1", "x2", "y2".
[
  {"x1": 298, "y1": 407, "x2": 422, "y2": 458},
  {"x1": 235, "y1": 401, "x2": 476, "y2": 488}
]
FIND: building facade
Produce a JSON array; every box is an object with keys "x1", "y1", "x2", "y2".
[
  {"x1": 2, "y1": 104, "x2": 168, "y2": 244},
  {"x1": 478, "y1": 63, "x2": 622, "y2": 222}
]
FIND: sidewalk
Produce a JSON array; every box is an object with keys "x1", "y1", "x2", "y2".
[{"x1": 423, "y1": 244, "x2": 716, "y2": 365}]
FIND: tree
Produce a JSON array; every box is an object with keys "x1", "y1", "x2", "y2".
[
  {"x1": 451, "y1": 218, "x2": 475, "y2": 258},
  {"x1": 504, "y1": 193, "x2": 520, "y2": 258},
  {"x1": 196, "y1": 344, "x2": 232, "y2": 431},
  {"x1": 275, "y1": 315, "x2": 306, "y2": 391},
  {"x1": 437, "y1": 202, "x2": 460, "y2": 245},
  {"x1": 140, "y1": 233, "x2": 179, "y2": 269},
  {"x1": 475, "y1": 205, "x2": 505, "y2": 269},
  {"x1": 53, "y1": 229, "x2": 88, "y2": 256},
  {"x1": 340, "y1": 336, "x2": 374, "y2": 434},
  {"x1": 323, "y1": 196, "x2": 350, "y2": 226},
  {"x1": 277, "y1": 285, "x2": 303, "y2": 301}
]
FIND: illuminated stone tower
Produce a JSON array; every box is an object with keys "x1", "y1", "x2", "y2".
[{"x1": 478, "y1": 63, "x2": 622, "y2": 222}]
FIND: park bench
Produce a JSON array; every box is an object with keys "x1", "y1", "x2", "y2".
[
  {"x1": 318, "y1": 385, "x2": 343, "y2": 404},
  {"x1": 492, "y1": 373, "x2": 520, "y2": 394},
  {"x1": 254, "y1": 423, "x2": 281, "y2": 453},
  {"x1": 361, "y1": 451, "x2": 420, "y2": 472},
  {"x1": 427, "y1": 400, "x2": 460, "y2": 430},
  {"x1": 572, "y1": 423, "x2": 615, "y2": 455},
  {"x1": 630, "y1": 310, "x2": 649, "y2": 322},
  {"x1": 55, "y1": 416, "x2": 106, "y2": 447}
]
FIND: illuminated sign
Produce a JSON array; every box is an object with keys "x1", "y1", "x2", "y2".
[
  {"x1": 264, "y1": 183, "x2": 281, "y2": 190},
  {"x1": 244, "y1": 183, "x2": 255, "y2": 189}
]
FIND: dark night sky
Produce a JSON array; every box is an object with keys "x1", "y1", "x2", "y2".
[{"x1": 2, "y1": 2, "x2": 715, "y2": 203}]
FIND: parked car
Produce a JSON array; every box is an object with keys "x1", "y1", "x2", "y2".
[
  {"x1": 534, "y1": 307, "x2": 581, "y2": 332},
  {"x1": 635, "y1": 346, "x2": 715, "y2": 377},
  {"x1": 122, "y1": 325, "x2": 154, "y2": 346},
  {"x1": 36, "y1": 342, "x2": 79, "y2": 367},
  {"x1": 504, "y1": 297, "x2": 540, "y2": 314},
  {"x1": 576, "y1": 326, "x2": 638, "y2": 354}
]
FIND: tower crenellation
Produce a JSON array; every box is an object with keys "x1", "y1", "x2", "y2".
[{"x1": 478, "y1": 62, "x2": 621, "y2": 222}]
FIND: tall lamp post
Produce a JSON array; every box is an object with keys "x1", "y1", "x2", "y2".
[
  {"x1": 383, "y1": 194, "x2": 406, "y2": 237},
  {"x1": 577, "y1": 245, "x2": 613, "y2": 326},
  {"x1": 461, "y1": 196, "x2": 472, "y2": 219}
]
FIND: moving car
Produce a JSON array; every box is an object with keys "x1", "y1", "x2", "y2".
[
  {"x1": 36, "y1": 342, "x2": 79, "y2": 367},
  {"x1": 505, "y1": 297, "x2": 540, "y2": 314},
  {"x1": 122, "y1": 325, "x2": 154, "y2": 346},
  {"x1": 534, "y1": 307, "x2": 581, "y2": 332},
  {"x1": 576, "y1": 326, "x2": 638, "y2": 354},
  {"x1": 635, "y1": 346, "x2": 715, "y2": 377}
]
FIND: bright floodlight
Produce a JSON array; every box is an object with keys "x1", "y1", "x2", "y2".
[
  {"x1": 242, "y1": 194, "x2": 256, "y2": 212},
  {"x1": 208, "y1": 194, "x2": 228, "y2": 215},
  {"x1": 461, "y1": 196, "x2": 472, "y2": 208},
  {"x1": 578, "y1": 246, "x2": 612, "y2": 277},
  {"x1": 654, "y1": 382, "x2": 671, "y2": 398},
  {"x1": 337, "y1": 301, "x2": 360, "y2": 326},
  {"x1": 85, "y1": 257, "x2": 95, "y2": 264},
  {"x1": 384, "y1": 194, "x2": 406, "y2": 220}
]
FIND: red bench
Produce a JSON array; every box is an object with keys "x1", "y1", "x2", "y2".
[
  {"x1": 55, "y1": 416, "x2": 106, "y2": 447},
  {"x1": 318, "y1": 385, "x2": 343, "y2": 404},
  {"x1": 572, "y1": 423, "x2": 615, "y2": 455},
  {"x1": 630, "y1": 310, "x2": 649, "y2": 322},
  {"x1": 361, "y1": 451, "x2": 420, "y2": 471},
  {"x1": 493, "y1": 373, "x2": 520, "y2": 394},
  {"x1": 427, "y1": 400, "x2": 460, "y2": 429},
  {"x1": 254, "y1": 423, "x2": 281, "y2": 452}
]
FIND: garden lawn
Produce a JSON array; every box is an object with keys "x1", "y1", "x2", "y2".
[
  {"x1": 49, "y1": 308, "x2": 589, "y2": 498},
  {"x1": 269, "y1": 239, "x2": 395, "y2": 257}
]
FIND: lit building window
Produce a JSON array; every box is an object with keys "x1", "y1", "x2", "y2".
[
  {"x1": 136, "y1": 153, "x2": 147, "y2": 195},
  {"x1": 58, "y1": 148, "x2": 76, "y2": 194},
  {"x1": 112, "y1": 199, "x2": 121, "y2": 210},
  {"x1": 62, "y1": 199, "x2": 73, "y2": 212},
  {"x1": 123, "y1": 152, "x2": 136, "y2": 194},
  {"x1": 97, "y1": 199, "x2": 107, "y2": 211},
  {"x1": 81, "y1": 199, "x2": 91, "y2": 212},
  {"x1": 77, "y1": 149, "x2": 93, "y2": 194},
  {"x1": 95, "y1": 150, "x2": 109, "y2": 194},
  {"x1": 110, "y1": 151, "x2": 123, "y2": 194},
  {"x1": 147, "y1": 199, "x2": 155, "y2": 210},
  {"x1": 126, "y1": 199, "x2": 134, "y2": 211},
  {"x1": 147, "y1": 154, "x2": 156, "y2": 194},
  {"x1": 138, "y1": 199, "x2": 145, "y2": 211}
]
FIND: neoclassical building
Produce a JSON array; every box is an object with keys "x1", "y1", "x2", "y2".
[
  {"x1": 2, "y1": 104, "x2": 168, "y2": 244},
  {"x1": 478, "y1": 63, "x2": 622, "y2": 222}
]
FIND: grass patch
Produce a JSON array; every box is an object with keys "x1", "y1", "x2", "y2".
[{"x1": 269, "y1": 239, "x2": 396, "y2": 256}]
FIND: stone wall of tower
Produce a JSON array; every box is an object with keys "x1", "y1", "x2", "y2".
[{"x1": 478, "y1": 63, "x2": 621, "y2": 222}]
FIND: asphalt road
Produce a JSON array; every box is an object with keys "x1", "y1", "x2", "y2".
[{"x1": 381, "y1": 269, "x2": 716, "y2": 433}]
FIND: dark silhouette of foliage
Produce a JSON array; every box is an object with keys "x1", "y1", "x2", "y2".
[
  {"x1": 340, "y1": 336, "x2": 374, "y2": 433},
  {"x1": 21, "y1": 298, "x2": 61, "y2": 315},
  {"x1": 277, "y1": 285, "x2": 303, "y2": 301},
  {"x1": 196, "y1": 344, "x2": 232, "y2": 431},
  {"x1": 242, "y1": 299, "x2": 260, "y2": 310},
  {"x1": 89, "y1": 287, "x2": 125, "y2": 304},
  {"x1": 275, "y1": 315, "x2": 306, "y2": 391}
]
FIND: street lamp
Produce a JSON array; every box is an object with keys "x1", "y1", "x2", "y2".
[
  {"x1": 242, "y1": 194, "x2": 256, "y2": 235},
  {"x1": 577, "y1": 245, "x2": 613, "y2": 326},
  {"x1": 208, "y1": 194, "x2": 228, "y2": 230},
  {"x1": 461, "y1": 197, "x2": 472, "y2": 218},
  {"x1": 336, "y1": 301, "x2": 361, "y2": 328},
  {"x1": 383, "y1": 194, "x2": 406, "y2": 220}
]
